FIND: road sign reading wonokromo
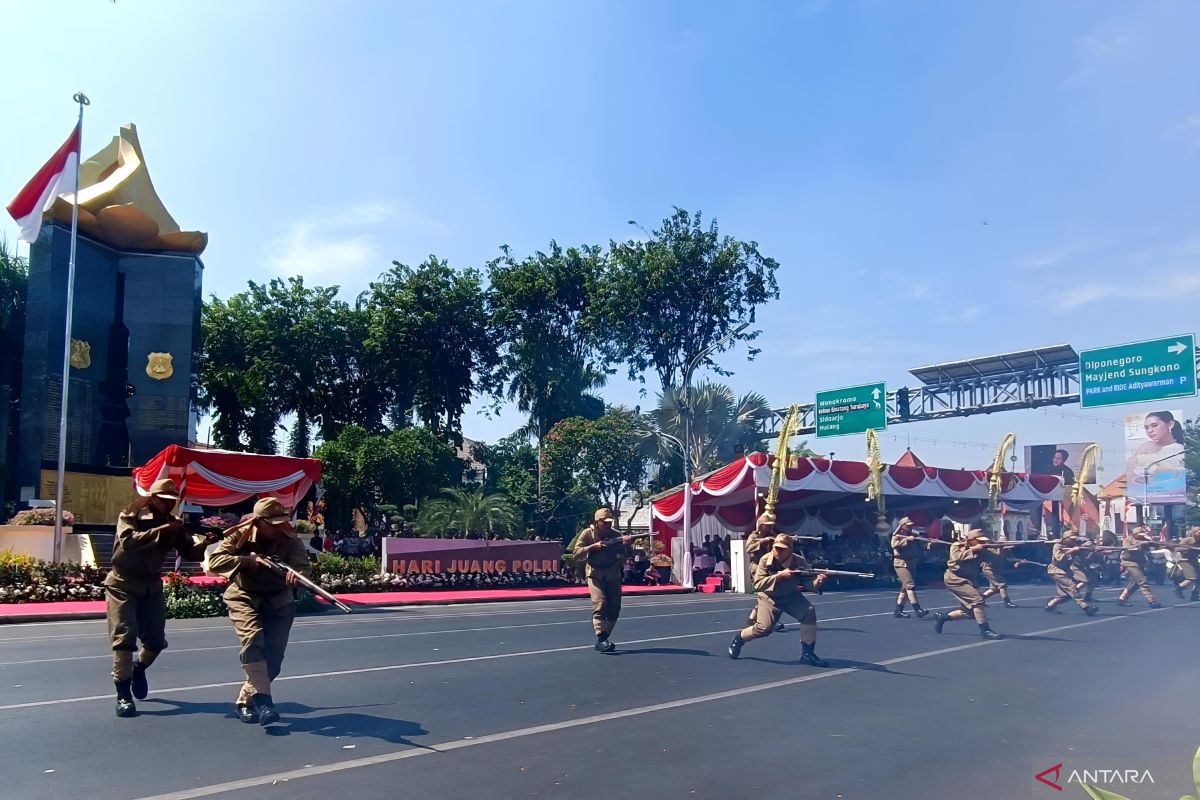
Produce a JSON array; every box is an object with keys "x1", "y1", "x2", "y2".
[
  {"x1": 1079, "y1": 334, "x2": 1197, "y2": 409},
  {"x1": 815, "y1": 382, "x2": 887, "y2": 438}
]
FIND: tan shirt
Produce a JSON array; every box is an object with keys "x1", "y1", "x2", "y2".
[
  {"x1": 1119, "y1": 536, "x2": 1151, "y2": 568},
  {"x1": 1048, "y1": 542, "x2": 1078, "y2": 576},
  {"x1": 891, "y1": 532, "x2": 922, "y2": 568},
  {"x1": 946, "y1": 542, "x2": 983, "y2": 580},
  {"x1": 751, "y1": 551, "x2": 813, "y2": 598},
  {"x1": 208, "y1": 525, "x2": 310, "y2": 604},
  {"x1": 573, "y1": 525, "x2": 629, "y2": 574},
  {"x1": 744, "y1": 529, "x2": 775, "y2": 566},
  {"x1": 105, "y1": 511, "x2": 209, "y2": 589}
]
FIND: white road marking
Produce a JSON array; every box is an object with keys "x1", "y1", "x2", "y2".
[
  {"x1": 127, "y1": 605, "x2": 1173, "y2": 800},
  {"x1": 0, "y1": 589, "x2": 1100, "y2": 710}
]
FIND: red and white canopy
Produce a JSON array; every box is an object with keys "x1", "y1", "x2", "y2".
[
  {"x1": 652, "y1": 452, "x2": 1063, "y2": 539},
  {"x1": 133, "y1": 445, "x2": 322, "y2": 509}
]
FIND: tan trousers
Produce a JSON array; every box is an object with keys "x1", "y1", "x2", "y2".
[
  {"x1": 587, "y1": 567, "x2": 622, "y2": 636},
  {"x1": 980, "y1": 562, "x2": 1009, "y2": 600},
  {"x1": 226, "y1": 593, "x2": 295, "y2": 703},
  {"x1": 944, "y1": 574, "x2": 987, "y2": 624},
  {"x1": 1119, "y1": 564, "x2": 1156, "y2": 604},
  {"x1": 739, "y1": 593, "x2": 817, "y2": 643},
  {"x1": 1177, "y1": 560, "x2": 1198, "y2": 592},
  {"x1": 1046, "y1": 570, "x2": 1089, "y2": 609},
  {"x1": 106, "y1": 583, "x2": 167, "y2": 680}
]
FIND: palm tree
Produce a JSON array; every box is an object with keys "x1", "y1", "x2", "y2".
[
  {"x1": 414, "y1": 488, "x2": 521, "y2": 538},
  {"x1": 647, "y1": 381, "x2": 773, "y2": 474}
]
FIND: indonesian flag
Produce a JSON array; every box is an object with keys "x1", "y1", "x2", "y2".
[{"x1": 6, "y1": 123, "x2": 81, "y2": 243}]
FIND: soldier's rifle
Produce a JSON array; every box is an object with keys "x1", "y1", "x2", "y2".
[
  {"x1": 262, "y1": 557, "x2": 353, "y2": 614},
  {"x1": 596, "y1": 531, "x2": 656, "y2": 547}
]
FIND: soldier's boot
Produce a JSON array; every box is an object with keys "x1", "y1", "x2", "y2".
[
  {"x1": 235, "y1": 703, "x2": 259, "y2": 724},
  {"x1": 913, "y1": 603, "x2": 929, "y2": 618},
  {"x1": 933, "y1": 612, "x2": 948, "y2": 634},
  {"x1": 114, "y1": 681, "x2": 137, "y2": 718},
  {"x1": 1002, "y1": 596, "x2": 1018, "y2": 608},
  {"x1": 252, "y1": 693, "x2": 280, "y2": 726},
  {"x1": 1117, "y1": 595, "x2": 1133, "y2": 606},
  {"x1": 1043, "y1": 601, "x2": 1060, "y2": 613},
  {"x1": 774, "y1": 621, "x2": 787, "y2": 632},
  {"x1": 727, "y1": 634, "x2": 744, "y2": 660},
  {"x1": 1084, "y1": 605, "x2": 1099, "y2": 616},
  {"x1": 799, "y1": 642, "x2": 828, "y2": 668},
  {"x1": 595, "y1": 633, "x2": 615, "y2": 653},
  {"x1": 978, "y1": 623, "x2": 1002, "y2": 640},
  {"x1": 1148, "y1": 601, "x2": 1163, "y2": 609},
  {"x1": 894, "y1": 603, "x2": 910, "y2": 618},
  {"x1": 131, "y1": 662, "x2": 149, "y2": 701}
]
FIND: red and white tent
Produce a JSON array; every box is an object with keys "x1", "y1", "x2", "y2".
[
  {"x1": 652, "y1": 452, "x2": 1063, "y2": 542},
  {"x1": 132, "y1": 445, "x2": 322, "y2": 509}
]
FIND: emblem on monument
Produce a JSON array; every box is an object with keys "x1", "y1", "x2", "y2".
[
  {"x1": 70, "y1": 339, "x2": 92, "y2": 369},
  {"x1": 146, "y1": 352, "x2": 174, "y2": 380}
]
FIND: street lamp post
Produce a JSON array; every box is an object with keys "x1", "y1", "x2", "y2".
[{"x1": 676, "y1": 321, "x2": 749, "y2": 589}]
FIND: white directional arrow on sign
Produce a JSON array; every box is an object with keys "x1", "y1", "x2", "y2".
[
  {"x1": 1168, "y1": 341, "x2": 1188, "y2": 355},
  {"x1": 871, "y1": 386, "x2": 881, "y2": 408}
]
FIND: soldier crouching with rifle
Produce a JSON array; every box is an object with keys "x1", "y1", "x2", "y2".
[
  {"x1": 728, "y1": 534, "x2": 830, "y2": 666},
  {"x1": 106, "y1": 478, "x2": 217, "y2": 718},
  {"x1": 208, "y1": 497, "x2": 311, "y2": 726},
  {"x1": 933, "y1": 529, "x2": 1003, "y2": 639}
]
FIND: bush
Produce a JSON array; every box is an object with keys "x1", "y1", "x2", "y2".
[
  {"x1": 7, "y1": 508, "x2": 75, "y2": 526},
  {"x1": 312, "y1": 553, "x2": 379, "y2": 581}
]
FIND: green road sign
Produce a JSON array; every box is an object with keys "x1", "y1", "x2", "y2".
[
  {"x1": 1079, "y1": 334, "x2": 1197, "y2": 409},
  {"x1": 815, "y1": 382, "x2": 887, "y2": 438}
]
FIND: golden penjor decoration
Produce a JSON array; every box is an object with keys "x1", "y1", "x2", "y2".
[
  {"x1": 146, "y1": 352, "x2": 174, "y2": 380},
  {"x1": 69, "y1": 339, "x2": 91, "y2": 369}
]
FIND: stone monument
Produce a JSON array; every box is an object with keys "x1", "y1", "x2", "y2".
[{"x1": 12, "y1": 124, "x2": 206, "y2": 521}]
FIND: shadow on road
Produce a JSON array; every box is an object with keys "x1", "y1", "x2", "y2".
[{"x1": 608, "y1": 647, "x2": 715, "y2": 658}]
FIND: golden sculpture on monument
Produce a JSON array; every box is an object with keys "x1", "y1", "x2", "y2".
[
  {"x1": 70, "y1": 339, "x2": 92, "y2": 369},
  {"x1": 45, "y1": 123, "x2": 207, "y2": 254},
  {"x1": 146, "y1": 352, "x2": 174, "y2": 381}
]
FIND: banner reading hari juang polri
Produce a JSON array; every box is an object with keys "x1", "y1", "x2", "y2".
[
  {"x1": 1124, "y1": 409, "x2": 1187, "y2": 504},
  {"x1": 381, "y1": 538, "x2": 563, "y2": 575}
]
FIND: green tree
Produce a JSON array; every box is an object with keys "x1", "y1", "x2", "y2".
[
  {"x1": 487, "y1": 242, "x2": 609, "y2": 443},
  {"x1": 315, "y1": 425, "x2": 462, "y2": 532},
  {"x1": 0, "y1": 241, "x2": 27, "y2": 492},
  {"x1": 1185, "y1": 417, "x2": 1199, "y2": 527},
  {"x1": 473, "y1": 433, "x2": 539, "y2": 532},
  {"x1": 596, "y1": 208, "x2": 780, "y2": 391},
  {"x1": 414, "y1": 487, "x2": 520, "y2": 538},
  {"x1": 647, "y1": 381, "x2": 773, "y2": 475},
  {"x1": 542, "y1": 410, "x2": 649, "y2": 526},
  {"x1": 365, "y1": 256, "x2": 498, "y2": 441}
]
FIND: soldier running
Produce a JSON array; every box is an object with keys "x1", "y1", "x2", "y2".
[
  {"x1": 1116, "y1": 527, "x2": 1163, "y2": 609},
  {"x1": 105, "y1": 478, "x2": 215, "y2": 718},
  {"x1": 890, "y1": 517, "x2": 929, "y2": 618},
  {"x1": 208, "y1": 497, "x2": 311, "y2": 725},
  {"x1": 1171, "y1": 526, "x2": 1200, "y2": 602},
  {"x1": 572, "y1": 508, "x2": 632, "y2": 652},
  {"x1": 728, "y1": 534, "x2": 829, "y2": 666},
  {"x1": 1043, "y1": 529, "x2": 1098, "y2": 615},
  {"x1": 980, "y1": 545, "x2": 1018, "y2": 608},
  {"x1": 933, "y1": 529, "x2": 1002, "y2": 639}
]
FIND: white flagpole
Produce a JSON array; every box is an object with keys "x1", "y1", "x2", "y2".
[{"x1": 52, "y1": 91, "x2": 89, "y2": 563}]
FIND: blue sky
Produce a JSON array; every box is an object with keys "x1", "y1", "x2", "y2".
[{"x1": 3, "y1": 0, "x2": 1198, "y2": 482}]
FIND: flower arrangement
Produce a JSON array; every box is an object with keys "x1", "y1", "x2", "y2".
[
  {"x1": 199, "y1": 515, "x2": 228, "y2": 530},
  {"x1": 7, "y1": 508, "x2": 75, "y2": 526}
]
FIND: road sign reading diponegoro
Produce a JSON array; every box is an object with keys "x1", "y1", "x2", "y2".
[
  {"x1": 815, "y1": 382, "x2": 887, "y2": 437},
  {"x1": 1079, "y1": 334, "x2": 1197, "y2": 409}
]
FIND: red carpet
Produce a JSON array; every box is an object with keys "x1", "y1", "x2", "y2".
[{"x1": 0, "y1": 583, "x2": 689, "y2": 623}]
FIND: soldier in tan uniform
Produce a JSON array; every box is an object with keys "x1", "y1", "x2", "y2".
[
  {"x1": 1116, "y1": 527, "x2": 1163, "y2": 609},
  {"x1": 208, "y1": 497, "x2": 310, "y2": 725},
  {"x1": 1043, "y1": 529, "x2": 1099, "y2": 615},
  {"x1": 743, "y1": 512, "x2": 786, "y2": 631},
  {"x1": 1171, "y1": 527, "x2": 1200, "y2": 602},
  {"x1": 572, "y1": 508, "x2": 631, "y2": 652},
  {"x1": 932, "y1": 529, "x2": 1002, "y2": 638},
  {"x1": 105, "y1": 478, "x2": 215, "y2": 717},
  {"x1": 890, "y1": 518, "x2": 929, "y2": 618},
  {"x1": 728, "y1": 534, "x2": 829, "y2": 666},
  {"x1": 980, "y1": 546, "x2": 1019, "y2": 608}
]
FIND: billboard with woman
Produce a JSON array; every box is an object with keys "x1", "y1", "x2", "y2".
[{"x1": 1125, "y1": 410, "x2": 1187, "y2": 504}]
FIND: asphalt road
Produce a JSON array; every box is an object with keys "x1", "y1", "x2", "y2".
[{"x1": 0, "y1": 585, "x2": 1196, "y2": 800}]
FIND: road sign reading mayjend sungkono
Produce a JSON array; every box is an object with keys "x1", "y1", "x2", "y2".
[
  {"x1": 1079, "y1": 334, "x2": 1196, "y2": 408},
  {"x1": 815, "y1": 382, "x2": 887, "y2": 437}
]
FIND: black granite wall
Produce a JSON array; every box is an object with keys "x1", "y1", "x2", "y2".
[{"x1": 14, "y1": 223, "x2": 202, "y2": 499}]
